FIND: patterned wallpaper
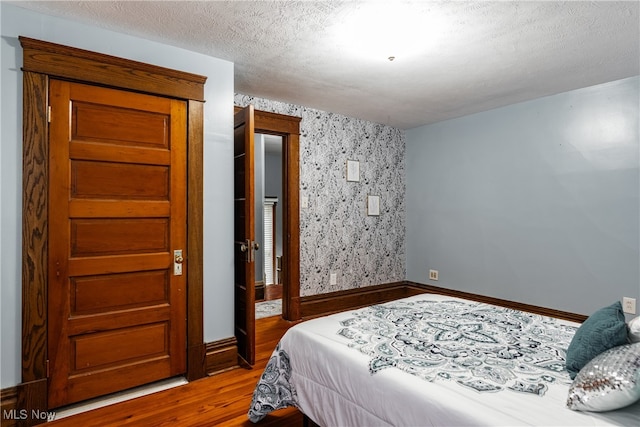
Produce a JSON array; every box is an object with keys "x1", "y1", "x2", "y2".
[{"x1": 235, "y1": 94, "x2": 406, "y2": 297}]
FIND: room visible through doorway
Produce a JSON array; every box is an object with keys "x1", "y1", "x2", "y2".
[{"x1": 255, "y1": 133, "x2": 283, "y2": 318}]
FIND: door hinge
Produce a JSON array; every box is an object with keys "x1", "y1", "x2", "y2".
[
  {"x1": 46, "y1": 359, "x2": 50, "y2": 378},
  {"x1": 47, "y1": 105, "x2": 51, "y2": 123}
]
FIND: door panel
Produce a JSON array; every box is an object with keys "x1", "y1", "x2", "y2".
[
  {"x1": 71, "y1": 160, "x2": 169, "y2": 199},
  {"x1": 71, "y1": 218, "x2": 169, "y2": 256},
  {"x1": 233, "y1": 105, "x2": 256, "y2": 365},
  {"x1": 73, "y1": 102, "x2": 170, "y2": 147},
  {"x1": 48, "y1": 80, "x2": 187, "y2": 407},
  {"x1": 72, "y1": 271, "x2": 168, "y2": 314}
]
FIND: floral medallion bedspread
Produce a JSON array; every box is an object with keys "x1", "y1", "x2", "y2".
[
  {"x1": 248, "y1": 297, "x2": 581, "y2": 424},
  {"x1": 338, "y1": 299, "x2": 577, "y2": 396}
]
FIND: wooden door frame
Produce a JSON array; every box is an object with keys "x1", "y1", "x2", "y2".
[
  {"x1": 235, "y1": 106, "x2": 301, "y2": 321},
  {"x1": 19, "y1": 37, "x2": 207, "y2": 421}
]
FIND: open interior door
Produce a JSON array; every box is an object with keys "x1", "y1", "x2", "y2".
[{"x1": 234, "y1": 105, "x2": 256, "y2": 365}]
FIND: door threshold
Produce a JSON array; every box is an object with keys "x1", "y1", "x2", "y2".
[{"x1": 54, "y1": 377, "x2": 188, "y2": 420}]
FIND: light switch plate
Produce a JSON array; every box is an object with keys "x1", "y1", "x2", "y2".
[{"x1": 330, "y1": 272, "x2": 337, "y2": 286}]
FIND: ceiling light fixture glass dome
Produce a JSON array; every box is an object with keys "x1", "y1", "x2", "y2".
[{"x1": 330, "y1": 2, "x2": 445, "y2": 62}]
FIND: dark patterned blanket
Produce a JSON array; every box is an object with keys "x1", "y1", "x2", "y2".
[{"x1": 248, "y1": 343, "x2": 298, "y2": 422}]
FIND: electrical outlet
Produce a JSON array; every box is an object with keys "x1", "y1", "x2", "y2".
[
  {"x1": 429, "y1": 269, "x2": 439, "y2": 281},
  {"x1": 622, "y1": 297, "x2": 636, "y2": 314}
]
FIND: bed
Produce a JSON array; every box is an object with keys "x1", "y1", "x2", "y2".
[{"x1": 248, "y1": 294, "x2": 640, "y2": 426}]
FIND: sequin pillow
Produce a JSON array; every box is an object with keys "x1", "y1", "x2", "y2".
[
  {"x1": 567, "y1": 343, "x2": 640, "y2": 412},
  {"x1": 565, "y1": 302, "x2": 628, "y2": 379}
]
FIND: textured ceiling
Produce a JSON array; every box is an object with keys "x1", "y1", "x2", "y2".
[{"x1": 11, "y1": 1, "x2": 640, "y2": 129}]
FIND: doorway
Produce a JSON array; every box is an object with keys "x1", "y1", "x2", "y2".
[
  {"x1": 233, "y1": 106, "x2": 301, "y2": 365},
  {"x1": 255, "y1": 134, "x2": 283, "y2": 318},
  {"x1": 20, "y1": 37, "x2": 207, "y2": 417}
]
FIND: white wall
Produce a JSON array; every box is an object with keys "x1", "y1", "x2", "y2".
[
  {"x1": 254, "y1": 135, "x2": 265, "y2": 282},
  {"x1": 406, "y1": 76, "x2": 640, "y2": 317},
  {"x1": 265, "y1": 148, "x2": 284, "y2": 259},
  {"x1": 0, "y1": 3, "x2": 234, "y2": 388}
]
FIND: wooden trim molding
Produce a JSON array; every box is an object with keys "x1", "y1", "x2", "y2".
[
  {"x1": 405, "y1": 281, "x2": 588, "y2": 323},
  {"x1": 205, "y1": 338, "x2": 239, "y2": 375},
  {"x1": 21, "y1": 71, "x2": 49, "y2": 385},
  {"x1": 281, "y1": 125, "x2": 301, "y2": 321},
  {"x1": 186, "y1": 99, "x2": 205, "y2": 381},
  {"x1": 300, "y1": 282, "x2": 409, "y2": 318},
  {"x1": 1, "y1": 387, "x2": 18, "y2": 427},
  {"x1": 20, "y1": 37, "x2": 206, "y2": 101},
  {"x1": 19, "y1": 37, "x2": 207, "y2": 422},
  {"x1": 299, "y1": 281, "x2": 587, "y2": 323},
  {"x1": 255, "y1": 282, "x2": 266, "y2": 301},
  {"x1": 252, "y1": 109, "x2": 301, "y2": 135},
  {"x1": 19, "y1": 69, "x2": 50, "y2": 427}
]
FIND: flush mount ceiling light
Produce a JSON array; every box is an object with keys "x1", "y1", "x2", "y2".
[{"x1": 330, "y1": 2, "x2": 445, "y2": 62}]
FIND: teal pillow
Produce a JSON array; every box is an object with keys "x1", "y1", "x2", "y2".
[{"x1": 566, "y1": 302, "x2": 628, "y2": 379}]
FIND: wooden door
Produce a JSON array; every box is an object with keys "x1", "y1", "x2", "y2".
[
  {"x1": 47, "y1": 80, "x2": 187, "y2": 407},
  {"x1": 234, "y1": 105, "x2": 256, "y2": 365}
]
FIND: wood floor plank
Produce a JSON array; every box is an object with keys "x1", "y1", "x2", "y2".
[{"x1": 48, "y1": 316, "x2": 302, "y2": 426}]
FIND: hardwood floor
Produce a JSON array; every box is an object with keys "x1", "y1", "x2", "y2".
[{"x1": 48, "y1": 316, "x2": 303, "y2": 426}]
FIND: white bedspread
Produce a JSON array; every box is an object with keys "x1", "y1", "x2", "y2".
[{"x1": 249, "y1": 294, "x2": 640, "y2": 426}]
